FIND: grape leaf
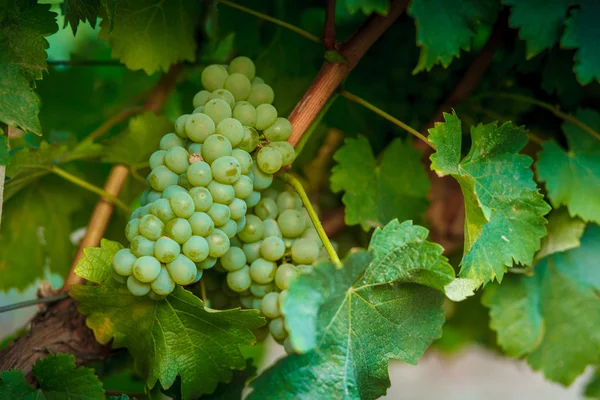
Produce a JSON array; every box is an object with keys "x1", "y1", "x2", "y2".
[
  {"x1": 0, "y1": 133, "x2": 8, "y2": 166},
  {"x1": 535, "y1": 208, "x2": 586, "y2": 261},
  {"x1": 408, "y1": 0, "x2": 500, "y2": 73},
  {"x1": 0, "y1": 353, "x2": 105, "y2": 399},
  {"x1": 0, "y1": 61, "x2": 43, "y2": 136},
  {"x1": 102, "y1": 112, "x2": 173, "y2": 167},
  {"x1": 429, "y1": 111, "x2": 550, "y2": 284},
  {"x1": 70, "y1": 240, "x2": 266, "y2": 400},
  {"x1": 561, "y1": 0, "x2": 600, "y2": 85},
  {"x1": 249, "y1": 220, "x2": 454, "y2": 400},
  {"x1": 585, "y1": 369, "x2": 600, "y2": 398},
  {"x1": 63, "y1": 0, "x2": 101, "y2": 34},
  {"x1": 99, "y1": 0, "x2": 203, "y2": 74},
  {"x1": 482, "y1": 224, "x2": 600, "y2": 385},
  {"x1": 331, "y1": 137, "x2": 430, "y2": 230},
  {"x1": 536, "y1": 109, "x2": 600, "y2": 224},
  {"x1": 338, "y1": 0, "x2": 388, "y2": 15}
]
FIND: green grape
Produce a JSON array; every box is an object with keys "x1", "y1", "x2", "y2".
[
  {"x1": 283, "y1": 337, "x2": 294, "y2": 354},
  {"x1": 250, "y1": 282, "x2": 274, "y2": 298},
  {"x1": 174, "y1": 114, "x2": 190, "y2": 138},
  {"x1": 127, "y1": 275, "x2": 151, "y2": 296},
  {"x1": 169, "y1": 191, "x2": 195, "y2": 219},
  {"x1": 269, "y1": 317, "x2": 286, "y2": 341},
  {"x1": 201, "y1": 64, "x2": 228, "y2": 92},
  {"x1": 252, "y1": 76, "x2": 265, "y2": 86},
  {"x1": 238, "y1": 214, "x2": 264, "y2": 243},
  {"x1": 187, "y1": 161, "x2": 213, "y2": 187},
  {"x1": 151, "y1": 267, "x2": 176, "y2": 296},
  {"x1": 240, "y1": 295, "x2": 253, "y2": 309},
  {"x1": 228, "y1": 198, "x2": 247, "y2": 220},
  {"x1": 244, "y1": 191, "x2": 261, "y2": 208},
  {"x1": 139, "y1": 215, "x2": 165, "y2": 240},
  {"x1": 231, "y1": 149, "x2": 252, "y2": 174},
  {"x1": 220, "y1": 219, "x2": 238, "y2": 238},
  {"x1": 302, "y1": 227, "x2": 320, "y2": 242},
  {"x1": 193, "y1": 106, "x2": 204, "y2": 114},
  {"x1": 236, "y1": 216, "x2": 247, "y2": 233},
  {"x1": 185, "y1": 113, "x2": 215, "y2": 143},
  {"x1": 247, "y1": 84, "x2": 275, "y2": 107},
  {"x1": 263, "y1": 219, "x2": 282, "y2": 239},
  {"x1": 113, "y1": 248, "x2": 136, "y2": 276},
  {"x1": 252, "y1": 297, "x2": 262, "y2": 310},
  {"x1": 178, "y1": 173, "x2": 191, "y2": 190},
  {"x1": 277, "y1": 191, "x2": 302, "y2": 212},
  {"x1": 207, "y1": 203, "x2": 231, "y2": 226},
  {"x1": 149, "y1": 150, "x2": 167, "y2": 169},
  {"x1": 131, "y1": 236, "x2": 155, "y2": 257},
  {"x1": 150, "y1": 198, "x2": 175, "y2": 223},
  {"x1": 296, "y1": 264, "x2": 313, "y2": 274},
  {"x1": 262, "y1": 188, "x2": 278, "y2": 201},
  {"x1": 238, "y1": 127, "x2": 259, "y2": 152},
  {"x1": 251, "y1": 163, "x2": 273, "y2": 190},
  {"x1": 270, "y1": 141, "x2": 295, "y2": 166},
  {"x1": 160, "y1": 133, "x2": 185, "y2": 151},
  {"x1": 224, "y1": 73, "x2": 252, "y2": 101},
  {"x1": 125, "y1": 218, "x2": 140, "y2": 242},
  {"x1": 215, "y1": 117, "x2": 244, "y2": 147},
  {"x1": 278, "y1": 209, "x2": 305, "y2": 238},
  {"x1": 221, "y1": 247, "x2": 247, "y2": 271},
  {"x1": 197, "y1": 256, "x2": 217, "y2": 270},
  {"x1": 250, "y1": 258, "x2": 276, "y2": 284},
  {"x1": 232, "y1": 101, "x2": 257, "y2": 127},
  {"x1": 167, "y1": 254, "x2": 197, "y2": 285},
  {"x1": 208, "y1": 181, "x2": 235, "y2": 204},
  {"x1": 111, "y1": 267, "x2": 127, "y2": 283},
  {"x1": 193, "y1": 90, "x2": 211, "y2": 108},
  {"x1": 203, "y1": 99, "x2": 232, "y2": 125},
  {"x1": 278, "y1": 289, "x2": 288, "y2": 308},
  {"x1": 154, "y1": 236, "x2": 181, "y2": 263},
  {"x1": 264, "y1": 118, "x2": 292, "y2": 141},
  {"x1": 260, "y1": 237, "x2": 285, "y2": 261},
  {"x1": 182, "y1": 235, "x2": 209, "y2": 262},
  {"x1": 140, "y1": 189, "x2": 150, "y2": 206},
  {"x1": 228, "y1": 56, "x2": 256, "y2": 80},
  {"x1": 188, "y1": 211, "x2": 214, "y2": 236},
  {"x1": 202, "y1": 134, "x2": 233, "y2": 164},
  {"x1": 211, "y1": 156, "x2": 241, "y2": 184},
  {"x1": 206, "y1": 229, "x2": 230, "y2": 257},
  {"x1": 255, "y1": 104, "x2": 278, "y2": 130},
  {"x1": 260, "y1": 292, "x2": 280, "y2": 319},
  {"x1": 188, "y1": 143, "x2": 202, "y2": 155},
  {"x1": 257, "y1": 146, "x2": 282, "y2": 174},
  {"x1": 255, "y1": 198, "x2": 278, "y2": 220},
  {"x1": 147, "y1": 191, "x2": 161, "y2": 204},
  {"x1": 132, "y1": 256, "x2": 161, "y2": 283},
  {"x1": 231, "y1": 175, "x2": 252, "y2": 200},
  {"x1": 275, "y1": 263, "x2": 298, "y2": 290},
  {"x1": 243, "y1": 240, "x2": 262, "y2": 263},
  {"x1": 162, "y1": 185, "x2": 187, "y2": 199},
  {"x1": 291, "y1": 238, "x2": 319, "y2": 264},
  {"x1": 209, "y1": 89, "x2": 235, "y2": 108},
  {"x1": 283, "y1": 237, "x2": 294, "y2": 249},
  {"x1": 193, "y1": 268, "x2": 203, "y2": 284},
  {"x1": 189, "y1": 187, "x2": 213, "y2": 212},
  {"x1": 166, "y1": 218, "x2": 193, "y2": 244},
  {"x1": 227, "y1": 266, "x2": 252, "y2": 292},
  {"x1": 164, "y1": 146, "x2": 189, "y2": 174},
  {"x1": 149, "y1": 166, "x2": 179, "y2": 191}
]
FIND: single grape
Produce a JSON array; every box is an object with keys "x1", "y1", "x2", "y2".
[
  {"x1": 247, "y1": 83, "x2": 275, "y2": 107},
  {"x1": 193, "y1": 90, "x2": 211, "y2": 108},
  {"x1": 193, "y1": 106, "x2": 204, "y2": 114},
  {"x1": 228, "y1": 198, "x2": 247, "y2": 220},
  {"x1": 251, "y1": 163, "x2": 273, "y2": 190},
  {"x1": 127, "y1": 275, "x2": 151, "y2": 296},
  {"x1": 236, "y1": 216, "x2": 247, "y2": 233},
  {"x1": 185, "y1": 113, "x2": 215, "y2": 143},
  {"x1": 224, "y1": 73, "x2": 252, "y2": 101},
  {"x1": 151, "y1": 267, "x2": 176, "y2": 296},
  {"x1": 296, "y1": 264, "x2": 313, "y2": 274},
  {"x1": 215, "y1": 118, "x2": 244, "y2": 147},
  {"x1": 250, "y1": 282, "x2": 274, "y2": 298},
  {"x1": 160, "y1": 133, "x2": 185, "y2": 151},
  {"x1": 283, "y1": 337, "x2": 294, "y2": 354},
  {"x1": 140, "y1": 189, "x2": 150, "y2": 206},
  {"x1": 209, "y1": 89, "x2": 235, "y2": 109},
  {"x1": 202, "y1": 134, "x2": 233, "y2": 164},
  {"x1": 169, "y1": 191, "x2": 195, "y2": 219},
  {"x1": 250, "y1": 258, "x2": 276, "y2": 284},
  {"x1": 232, "y1": 101, "x2": 256, "y2": 127},
  {"x1": 242, "y1": 241, "x2": 262, "y2": 264},
  {"x1": 201, "y1": 64, "x2": 228, "y2": 92},
  {"x1": 178, "y1": 173, "x2": 191, "y2": 190},
  {"x1": 139, "y1": 215, "x2": 164, "y2": 240},
  {"x1": 252, "y1": 297, "x2": 262, "y2": 310},
  {"x1": 302, "y1": 227, "x2": 321, "y2": 242},
  {"x1": 278, "y1": 289, "x2": 288, "y2": 309},
  {"x1": 188, "y1": 143, "x2": 202, "y2": 155},
  {"x1": 255, "y1": 104, "x2": 278, "y2": 130},
  {"x1": 262, "y1": 188, "x2": 278, "y2": 201},
  {"x1": 164, "y1": 147, "x2": 189, "y2": 174},
  {"x1": 197, "y1": 256, "x2": 217, "y2": 270},
  {"x1": 264, "y1": 118, "x2": 292, "y2": 141},
  {"x1": 167, "y1": 254, "x2": 197, "y2": 285},
  {"x1": 275, "y1": 263, "x2": 298, "y2": 290},
  {"x1": 228, "y1": 56, "x2": 256, "y2": 80},
  {"x1": 149, "y1": 166, "x2": 179, "y2": 191},
  {"x1": 278, "y1": 209, "x2": 306, "y2": 238},
  {"x1": 174, "y1": 114, "x2": 190, "y2": 138},
  {"x1": 206, "y1": 229, "x2": 230, "y2": 257},
  {"x1": 187, "y1": 161, "x2": 213, "y2": 187},
  {"x1": 260, "y1": 292, "x2": 281, "y2": 319},
  {"x1": 149, "y1": 198, "x2": 174, "y2": 223},
  {"x1": 193, "y1": 268, "x2": 203, "y2": 284},
  {"x1": 260, "y1": 237, "x2": 285, "y2": 261},
  {"x1": 132, "y1": 256, "x2": 161, "y2": 283},
  {"x1": 257, "y1": 146, "x2": 282, "y2": 174},
  {"x1": 211, "y1": 156, "x2": 241, "y2": 184},
  {"x1": 262, "y1": 219, "x2": 282, "y2": 239},
  {"x1": 270, "y1": 141, "x2": 295, "y2": 166},
  {"x1": 277, "y1": 191, "x2": 302, "y2": 212},
  {"x1": 189, "y1": 186, "x2": 213, "y2": 212},
  {"x1": 147, "y1": 191, "x2": 162, "y2": 204},
  {"x1": 238, "y1": 215, "x2": 264, "y2": 243},
  {"x1": 154, "y1": 236, "x2": 181, "y2": 263},
  {"x1": 232, "y1": 175, "x2": 253, "y2": 199},
  {"x1": 111, "y1": 267, "x2": 127, "y2": 283},
  {"x1": 113, "y1": 248, "x2": 136, "y2": 276},
  {"x1": 207, "y1": 203, "x2": 231, "y2": 226},
  {"x1": 238, "y1": 127, "x2": 259, "y2": 152},
  {"x1": 228, "y1": 151, "x2": 251, "y2": 177},
  {"x1": 227, "y1": 266, "x2": 252, "y2": 292},
  {"x1": 166, "y1": 218, "x2": 193, "y2": 244},
  {"x1": 149, "y1": 150, "x2": 167, "y2": 169},
  {"x1": 221, "y1": 219, "x2": 238, "y2": 239},
  {"x1": 188, "y1": 211, "x2": 214, "y2": 236},
  {"x1": 291, "y1": 238, "x2": 320, "y2": 264},
  {"x1": 162, "y1": 185, "x2": 187, "y2": 199},
  {"x1": 240, "y1": 295, "x2": 253, "y2": 309},
  {"x1": 125, "y1": 218, "x2": 140, "y2": 242},
  {"x1": 221, "y1": 247, "x2": 247, "y2": 271},
  {"x1": 255, "y1": 198, "x2": 278, "y2": 220},
  {"x1": 208, "y1": 181, "x2": 235, "y2": 204},
  {"x1": 252, "y1": 76, "x2": 265, "y2": 86},
  {"x1": 244, "y1": 191, "x2": 262, "y2": 208},
  {"x1": 203, "y1": 99, "x2": 232, "y2": 125},
  {"x1": 182, "y1": 235, "x2": 209, "y2": 262},
  {"x1": 269, "y1": 317, "x2": 287, "y2": 341},
  {"x1": 131, "y1": 236, "x2": 155, "y2": 257}
]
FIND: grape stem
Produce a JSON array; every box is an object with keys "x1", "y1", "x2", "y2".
[
  {"x1": 323, "y1": 0, "x2": 337, "y2": 49},
  {"x1": 0, "y1": 293, "x2": 69, "y2": 314},
  {"x1": 280, "y1": 173, "x2": 342, "y2": 267},
  {"x1": 77, "y1": 106, "x2": 144, "y2": 149}
]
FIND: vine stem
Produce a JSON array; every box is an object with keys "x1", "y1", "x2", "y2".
[
  {"x1": 339, "y1": 90, "x2": 434, "y2": 149},
  {"x1": 217, "y1": 0, "x2": 321, "y2": 43},
  {"x1": 323, "y1": 0, "x2": 336, "y2": 49},
  {"x1": 48, "y1": 60, "x2": 123, "y2": 67},
  {"x1": 280, "y1": 173, "x2": 341, "y2": 267},
  {"x1": 0, "y1": 294, "x2": 69, "y2": 314},
  {"x1": 78, "y1": 106, "x2": 144, "y2": 148}
]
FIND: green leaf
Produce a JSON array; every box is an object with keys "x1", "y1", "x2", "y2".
[
  {"x1": 63, "y1": 0, "x2": 101, "y2": 34},
  {"x1": 561, "y1": 0, "x2": 600, "y2": 85},
  {"x1": 429, "y1": 111, "x2": 550, "y2": 284},
  {"x1": 537, "y1": 109, "x2": 600, "y2": 224},
  {"x1": 70, "y1": 240, "x2": 266, "y2": 400},
  {"x1": 338, "y1": 0, "x2": 389, "y2": 15},
  {"x1": 103, "y1": 112, "x2": 173, "y2": 167},
  {"x1": 99, "y1": 0, "x2": 203, "y2": 74},
  {"x1": 585, "y1": 369, "x2": 600, "y2": 398},
  {"x1": 0, "y1": 353, "x2": 105, "y2": 399},
  {"x1": 0, "y1": 133, "x2": 8, "y2": 166},
  {"x1": 331, "y1": 137, "x2": 430, "y2": 230},
  {"x1": 483, "y1": 224, "x2": 600, "y2": 385},
  {"x1": 503, "y1": 0, "x2": 572, "y2": 59},
  {"x1": 250, "y1": 220, "x2": 452, "y2": 400},
  {"x1": 409, "y1": 0, "x2": 500, "y2": 73},
  {"x1": 536, "y1": 208, "x2": 586, "y2": 261},
  {"x1": 0, "y1": 61, "x2": 42, "y2": 135}
]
